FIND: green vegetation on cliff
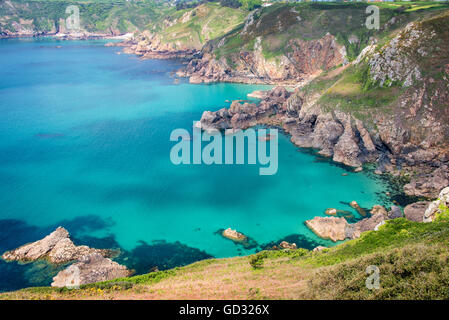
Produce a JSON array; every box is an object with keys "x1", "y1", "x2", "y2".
[
  {"x1": 212, "y1": 2, "x2": 449, "y2": 62},
  {"x1": 2, "y1": 218, "x2": 449, "y2": 300},
  {"x1": 0, "y1": 0, "x2": 175, "y2": 34},
  {"x1": 149, "y1": 2, "x2": 247, "y2": 49}
]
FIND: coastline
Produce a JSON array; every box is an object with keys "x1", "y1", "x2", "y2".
[{"x1": 0, "y1": 33, "x2": 446, "y2": 293}]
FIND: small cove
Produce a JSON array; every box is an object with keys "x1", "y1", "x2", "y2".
[{"x1": 0, "y1": 38, "x2": 395, "y2": 291}]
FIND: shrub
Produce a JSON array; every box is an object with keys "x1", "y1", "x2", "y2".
[{"x1": 249, "y1": 251, "x2": 268, "y2": 269}]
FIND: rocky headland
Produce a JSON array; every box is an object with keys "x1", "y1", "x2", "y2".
[
  {"x1": 1, "y1": 227, "x2": 130, "y2": 287},
  {"x1": 194, "y1": 11, "x2": 449, "y2": 199},
  {"x1": 108, "y1": 31, "x2": 200, "y2": 60},
  {"x1": 181, "y1": 33, "x2": 346, "y2": 85},
  {"x1": 1, "y1": 227, "x2": 112, "y2": 264}
]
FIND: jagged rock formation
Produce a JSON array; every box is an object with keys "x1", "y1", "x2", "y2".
[
  {"x1": 51, "y1": 253, "x2": 131, "y2": 288},
  {"x1": 278, "y1": 241, "x2": 297, "y2": 250},
  {"x1": 305, "y1": 216, "x2": 349, "y2": 242},
  {"x1": 118, "y1": 31, "x2": 200, "y2": 60},
  {"x1": 195, "y1": 11, "x2": 449, "y2": 196},
  {"x1": 1, "y1": 227, "x2": 111, "y2": 264},
  {"x1": 306, "y1": 205, "x2": 389, "y2": 242},
  {"x1": 184, "y1": 33, "x2": 346, "y2": 85}
]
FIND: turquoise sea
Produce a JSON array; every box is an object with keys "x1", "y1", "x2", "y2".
[{"x1": 0, "y1": 38, "x2": 394, "y2": 291}]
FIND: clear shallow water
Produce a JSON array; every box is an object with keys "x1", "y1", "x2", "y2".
[{"x1": 0, "y1": 38, "x2": 392, "y2": 291}]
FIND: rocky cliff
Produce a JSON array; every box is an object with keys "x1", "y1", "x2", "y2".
[
  {"x1": 180, "y1": 3, "x2": 429, "y2": 84},
  {"x1": 196, "y1": 10, "x2": 449, "y2": 198},
  {"x1": 115, "y1": 3, "x2": 247, "y2": 59}
]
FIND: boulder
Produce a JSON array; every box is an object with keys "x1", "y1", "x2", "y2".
[
  {"x1": 313, "y1": 246, "x2": 327, "y2": 252},
  {"x1": 51, "y1": 253, "x2": 130, "y2": 288},
  {"x1": 279, "y1": 241, "x2": 297, "y2": 250},
  {"x1": 351, "y1": 212, "x2": 386, "y2": 238},
  {"x1": 370, "y1": 205, "x2": 388, "y2": 217},
  {"x1": 388, "y1": 205, "x2": 403, "y2": 219},
  {"x1": 2, "y1": 227, "x2": 110, "y2": 264},
  {"x1": 404, "y1": 201, "x2": 431, "y2": 222},
  {"x1": 305, "y1": 216, "x2": 349, "y2": 242},
  {"x1": 222, "y1": 228, "x2": 247, "y2": 242}
]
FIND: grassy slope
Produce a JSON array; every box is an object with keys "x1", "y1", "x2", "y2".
[
  {"x1": 148, "y1": 2, "x2": 247, "y2": 50},
  {"x1": 2, "y1": 214, "x2": 449, "y2": 300},
  {"x1": 212, "y1": 2, "x2": 449, "y2": 61},
  {"x1": 0, "y1": 0, "x2": 175, "y2": 34}
]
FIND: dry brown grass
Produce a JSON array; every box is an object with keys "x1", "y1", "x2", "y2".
[{"x1": 0, "y1": 256, "x2": 314, "y2": 300}]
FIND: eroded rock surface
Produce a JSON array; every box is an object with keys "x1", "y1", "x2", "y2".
[
  {"x1": 306, "y1": 205, "x2": 389, "y2": 242},
  {"x1": 404, "y1": 201, "x2": 431, "y2": 222},
  {"x1": 51, "y1": 253, "x2": 131, "y2": 288},
  {"x1": 305, "y1": 217, "x2": 349, "y2": 242},
  {"x1": 1, "y1": 227, "x2": 110, "y2": 264}
]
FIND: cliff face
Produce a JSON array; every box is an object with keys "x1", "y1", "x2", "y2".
[
  {"x1": 197, "y1": 11, "x2": 449, "y2": 198},
  {"x1": 117, "y1": 3, "x2": 247, "y2": 60},
  {"x1": 184, "y1": 33, "x2": 347, "y2": 84},
  {"x1": 181, "y1": 3, "x2": 412, "y2": 84}
]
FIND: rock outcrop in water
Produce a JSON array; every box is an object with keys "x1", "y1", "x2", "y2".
[
  {"x1": 51, "y1": 253, "x2": 131, "y2": 288},
  {"x1": 222, "y1": 228, "x2": 247, "y2": 242},
  {"x1": 305, "y1": 216, "x2": 349, "y2": 242},
  {"x1": 1, "y1": 227, "x2": 111, "y2": 264},
  {"x1": 306, "y1": 205, "x2": 389, "y2": 242},
  {"x1": 115, "y1": 31, "x2": 200, "y2": 60}
]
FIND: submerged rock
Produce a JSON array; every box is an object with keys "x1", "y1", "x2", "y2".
[
  {"x1": 278, "y1": 241, "x2": 297, "y2": 250},
  {"x1": 51, "y1": 253, "x2": 131, "y2": 288},
  {"x1": 305, "y1": 217, "x2": 349, "y2": 242},
  {"x1": 1, "y1": 227, "x2": 110, "y2": 264},
  {"x1": 350, "y1": 201, "x2": 367, "y2": 217}
]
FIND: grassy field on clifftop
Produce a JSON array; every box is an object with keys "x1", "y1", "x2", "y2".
[
  {"x1": 152, "y1": 2, "x2": 247, "y2": 50},
  {"x1": 2, "y1": 218, "x2": 449, "y2": 300}
]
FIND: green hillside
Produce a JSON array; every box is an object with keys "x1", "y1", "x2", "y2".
[{"x1": 151, "y1": 2, "x2": 247, "y2": 49}]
